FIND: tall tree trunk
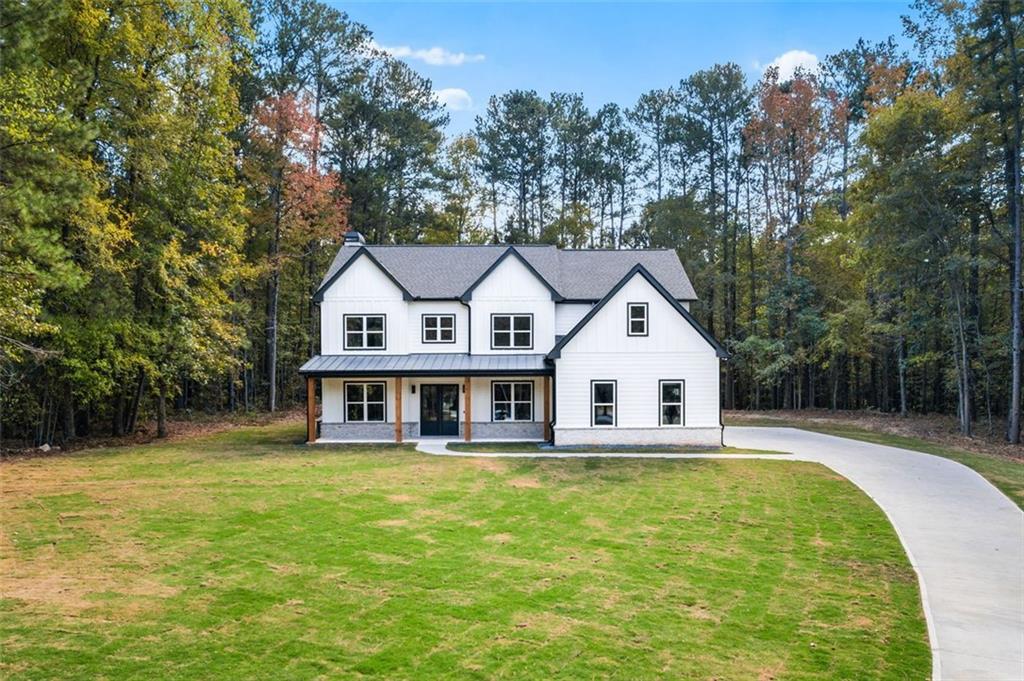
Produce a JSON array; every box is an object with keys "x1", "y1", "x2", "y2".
[
  {"x1": 1002, "y1": 0, "x2": 1023, "y2": 443},
  {"x1": 126, "y1": 367, "x2": 145, "y2": 435},
  {"x1": 897, "y1": 335, "x2": 908, "y2": 417},
  {"x1": 156, "y1": 384, "x2": 168, "y2": 438},
  {"x1": 61, "y1": 383, "x2": 75, "y2": 444}
]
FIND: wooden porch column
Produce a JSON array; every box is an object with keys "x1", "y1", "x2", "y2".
[
  {"x1": 543, "y1": 375, "x2": 552, "y2": 442},
  {"x1": 306, "y1": 376, "x2": 317, "y2": 444},
  {"x1": 395, "y1": 377, "x2": 403, "y2": 443},
  {"x1": 464, "y1": 376, "x2": 472, "y2": 442}
]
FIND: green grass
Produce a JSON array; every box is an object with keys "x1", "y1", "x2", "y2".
[
  {"x1": 729, "y1": 416, "x2": 1024, "y2": 509},
  {"x1": 445, "y1": 441, "x2": 787, "y2": 455},
  {"x1": 1, "y1": 422, "x2": 930, "y2": 679}
]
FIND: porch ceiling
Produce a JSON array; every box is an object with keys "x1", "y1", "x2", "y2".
[{"x1": 299, "y1": 353, "x2": 553, "y2": 377}]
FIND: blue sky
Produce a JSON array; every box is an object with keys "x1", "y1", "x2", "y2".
[{"x1": 338, "y1": 1, "x2": 916, "y2": 134}]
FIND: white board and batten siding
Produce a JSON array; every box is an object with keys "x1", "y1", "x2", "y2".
[
  {"x1": 555, "y1": 303, "x2": 592, "y2": 335},
  {"x1": 468, "y1": 255, "x2": 556, "y2": 354},
  {"x1": 553, "y1": 272, "x2": 722, "y2": 446}
]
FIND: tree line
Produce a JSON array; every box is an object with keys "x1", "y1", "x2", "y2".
[{"x1": 1, "y1": 0, "x2": 1021, "y2": 446}]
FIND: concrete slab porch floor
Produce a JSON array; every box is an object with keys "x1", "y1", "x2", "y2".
[{"x1": 415, "y1": 427, "x2": 1024, "y2": 681}]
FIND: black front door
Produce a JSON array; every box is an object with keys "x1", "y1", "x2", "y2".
[{"x1": 420, "y1": 384, "x2": 459, "y2": 436}]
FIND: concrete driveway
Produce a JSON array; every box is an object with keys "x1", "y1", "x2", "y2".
[
  {"x1": 417, "y1": 426, "x2": 1024, "y2": 680},
  {"x1": 725, "y1": 427, "x2": 1023, "y2": 681}
]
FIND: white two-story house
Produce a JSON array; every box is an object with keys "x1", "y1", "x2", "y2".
[{"x1": 299, "y1": 231, "x2": 728, "y2": 446}]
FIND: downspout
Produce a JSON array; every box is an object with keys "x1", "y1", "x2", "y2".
[
  {"x1": 719, "y1": 358, "x2": 726, "y2": 447},
  {"x1": 550, "y1": 360, "x2": 557, "y2": 445}
]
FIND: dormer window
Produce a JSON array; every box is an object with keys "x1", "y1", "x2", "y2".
[
  {"x1": 422, "y1": 314, "x2": 455, "y2": 343},
  {"x1": 491, "y1": 314, "x2": 533, "y2": 349},
  {"x1": 344, "y1": 314, "x2": 385, "y2": 350},
  {"x1": 627, "y1": 303, "x2": 648, "y2": 336}
]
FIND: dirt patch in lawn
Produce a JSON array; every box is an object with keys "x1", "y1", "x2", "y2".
[{"x1": 507, "y1": 476, "x2": 542, "y2": 489}]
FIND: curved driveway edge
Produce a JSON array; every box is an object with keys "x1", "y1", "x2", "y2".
[{"x1": 416, "y1": 427, "x2": 1024, "y2": 681}]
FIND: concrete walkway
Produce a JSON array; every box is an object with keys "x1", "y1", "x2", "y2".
[{"x1": 415, "y1": 427, "x2": 1024, "y2": 681}]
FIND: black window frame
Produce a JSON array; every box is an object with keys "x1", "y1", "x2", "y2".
[
  {"x1": 490, "y1": 313, "x2": 534, "y2": 350},
  {"x1": 343, "y1": 381, "x2": 387, "y2": 423},
  {"x1": 591, "y1": 380, "x2": 617, "y2": 427},
  {"x1": 343, "y1": 314, "x2": 387, "y2": 351},
  {"x1": 491, "y1": 380, "x2": 534, "y2": 422},
  {"x1": 627, "y1": 302, "x2": 649, "y2": 337},
  {"x1": 421, "y1": 314, "x2": 456, "y2": 344},
  {"x1": 659, "y1": 379, "x2": 685, "y2": 426}
]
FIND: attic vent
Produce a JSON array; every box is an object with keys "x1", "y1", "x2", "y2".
[{"x1": 344, "y1": 231, "x2": 366, "y2": 246}]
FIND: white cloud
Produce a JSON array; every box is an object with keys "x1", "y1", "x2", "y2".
[
  {"x1": 434, "y1": 88, "x2": 473, "y2": 111},
  {"x1": 371, "y1": 40, "x2": 485, "y2": 67},
  {"x1": 756, "y1": 49, "x2": 820, "y2": 81}
]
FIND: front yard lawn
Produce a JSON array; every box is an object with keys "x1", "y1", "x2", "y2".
[
  {"x1": 445, "y1": 441, "x2": 786, "y2": 455},
  {"x1": 1, "y1": 422, "x2": 929, "y2": 679}
]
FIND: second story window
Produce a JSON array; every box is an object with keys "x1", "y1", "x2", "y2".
[
  {"x1": 627, "y1": 303, "x2": 648, "y2": 336},
  {"x1": 422, "y1": 314, "x2": 455, "y2": 343},
  {"x1": 491, "y1": 314, "x2": 533, "y2": 349},
  {"x1": 344, "y1": 314, "x2": 385, "y2": 350}
]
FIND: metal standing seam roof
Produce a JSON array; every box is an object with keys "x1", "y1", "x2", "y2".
[
  {"x1": 299, "y1": 353, "x2": 552, "y2": 376},
  {"x1": 315, "y1": 244, "x2": 698, "y2": 301}
]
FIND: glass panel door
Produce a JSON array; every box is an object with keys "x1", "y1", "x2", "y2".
[{"x1": 420, "y1": 384, "x2": 459, "y2": 436}]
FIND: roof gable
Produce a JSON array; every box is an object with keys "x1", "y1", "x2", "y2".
[
  {"x1": 460, "y1": 247, "x2": 563, "y2": 301},
  {"x1": 547, "y1": 264, "x2": 728, "y2": 359},
  {"x1": 312, "y1": 247, "x2": 414, "y2": 302}
]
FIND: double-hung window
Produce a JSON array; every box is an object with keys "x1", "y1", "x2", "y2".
[
  {"x1": 344, "y1": 314, "x2": 385, "y2": 350},
  {"x1": 492, "y1": 382, "x2": 533, "y2": 421},
  {"x1": 491, "y1": 314, "x2": 533, "y2": 349},
  {"x1": 346, "y1": 382, "x2": 386, "y2": 422},
  {"x1": 660, "y1": 380, "x2": 684, "y2": 426},
  {"x1": 422, "y1": 314, "x2": 455, "y2": 343},
  {"x1": 627, "y1": 303, "x2": 648, "y2": 336},
  {"x1": 591, "y1": 381, "x2": 616, "y2": 426}
]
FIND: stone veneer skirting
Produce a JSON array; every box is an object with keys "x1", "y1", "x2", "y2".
[
  {"x1": 319, "y1": 421, "x2": 544, "y2": 441},
  {"x1": 554, "y1": 426, "x2": 722, "y2": 447},
  {"x1": 320, "y1": 422, "x2": 418, "y2": 441},
  {"x1": 467, "y1": 421, "x2": 545, "y2": 440}
]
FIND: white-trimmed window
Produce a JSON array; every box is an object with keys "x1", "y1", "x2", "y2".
[
  {"x1": 491, "y1": 314, "x2": 533, "y2": 349},
  {"x1": 344, "y1": 315, "x2": 385, "y2": 350},
  {"x1": 422, "y1": 314, "x2": 455, "y2": 343},
  {"x1": 591, "y1": 381, "x2": 616, "y2": 426},
  {"x1": 492, "y1": 382, "x2": 533, "y2": 421},
  {"x1": 627, "y1": 303, "x2": 648, "y2": 336},
  {"x1": 660, "y1": 380, "x2": 684, "y2": 426},
  {"x1": 346, "y1": 382, "x2": 386, "y2": 422}
]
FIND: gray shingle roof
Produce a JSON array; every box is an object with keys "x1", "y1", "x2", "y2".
[
  {"x1": 315, "y1": 244, "x2": 697, "y2": 301},
  {"x1": 299, "y1": 353, "x2": 551, "y2": 376}
]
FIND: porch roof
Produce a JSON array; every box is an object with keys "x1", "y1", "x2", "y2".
[{"x1": 299, "y1": 353, "x2": 552, "y2": 377}]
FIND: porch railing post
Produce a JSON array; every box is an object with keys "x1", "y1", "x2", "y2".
[
  {"x1": 543, "y1": 375, "x2": 551, "y2": 442},
  {"x1": 464, "y1": 376, "x2": 472, "y2": 442},
  {"x1": 306, "y1": 376, "x2": 317, "y2": 444},
  {"x1": 395, "y1": 376, "x2": 403, "y2": 443}
]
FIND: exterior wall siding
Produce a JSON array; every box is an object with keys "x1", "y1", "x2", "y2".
[
  {"x1": 554, "y1": 303, "x2": 592, "y2": 335},
  {"x1": 468, "y1": 256, "x2": 556, "y2": 355},
  {"x1": 320, "y1": 253, "x2": 406, "y2": 355},
  {"x1": 552, "y1": 273, "x2": 721, "y2": 445}
]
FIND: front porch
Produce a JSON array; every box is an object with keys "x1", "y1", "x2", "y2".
[{"x1": 299, "y1": 354, "x2": 553, "y2": 444}]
